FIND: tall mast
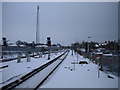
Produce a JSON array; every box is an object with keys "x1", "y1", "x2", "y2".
[{"x1": 36, "y1": 5, "x2": 40, "y2": 44}]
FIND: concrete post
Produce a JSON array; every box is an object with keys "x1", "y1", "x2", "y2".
[
  {"x1": 47, "y1": 47, "x2": 50, "y2": 60},
  {"x1": 17, "y1": 52, "x2": 21, "y2": 63},
  {"x1": 48, "y1": 50, "x2": 50, "y2": 60},
  {"x1": 26, "y1": 52, "x2": 30, "y2": 62},
  {"x1": 44, "y1": 54, "x2": 46, "y2": 58},
  {"x1": 39, "y1": 52, "x2": 42, "y2": 58},
  {"x1": 71, "y1": 48, "x2": 73, "y2": 56},
  {"x1": 99, "y1": 55, "x2": 103, "y2": 71}
]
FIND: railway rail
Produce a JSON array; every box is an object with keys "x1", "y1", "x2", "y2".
[{"x1": 2, "y1": 50, "x2": 69, "y2": 90}]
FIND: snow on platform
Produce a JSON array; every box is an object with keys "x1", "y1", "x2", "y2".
[
  {"x1": 0, "y1": 51, "x2": 64, "y2": 87},
  {"x1": 41, "y1": 51, "x2": 118, "y2": 88}
]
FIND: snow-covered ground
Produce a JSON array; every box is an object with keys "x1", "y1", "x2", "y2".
[
  {"x1": 0, "y1": 51, "x2": 65, "y2": 87},
  {"x1": 0, "y1": 53, "x2": 25, "y2": 61},
  {"x1": 41, "y1": 50, "x2": 118, "y2": 88}
]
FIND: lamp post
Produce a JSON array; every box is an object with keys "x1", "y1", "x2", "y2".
[{"x1": 87, "y1": 36, "x2": 91, "y2": 53}]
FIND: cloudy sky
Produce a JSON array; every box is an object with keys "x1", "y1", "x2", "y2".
[{"x1": 2, "y1": 2, "x2": 118, "y2": 45}]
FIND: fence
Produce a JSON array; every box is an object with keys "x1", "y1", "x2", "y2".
[{"x1": 77, "y1": 49, "x2": 119, "y2": 76}]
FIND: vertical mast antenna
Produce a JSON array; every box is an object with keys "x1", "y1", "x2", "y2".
[{"x1": 36, "y1": 5, "x2": 40, "y2": 44}]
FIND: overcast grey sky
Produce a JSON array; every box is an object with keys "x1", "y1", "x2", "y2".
[{"x1": 2, "y1": 2, "x2": 118, "y2": 45}]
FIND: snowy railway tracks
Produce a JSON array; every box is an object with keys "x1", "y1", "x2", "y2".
[{"x1": 2, "y1": 50, "x2": 69, "y2": 90}]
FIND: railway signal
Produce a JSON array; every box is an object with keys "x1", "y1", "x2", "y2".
[
  {"x1": 2, "y1": 37, "x2": 8, "y2": 46},
  {"x1": 47, "y1": 37, "x2": 51, "y2": 46}
]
